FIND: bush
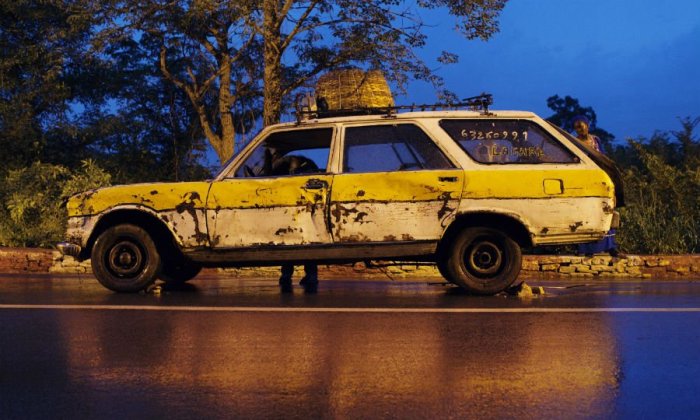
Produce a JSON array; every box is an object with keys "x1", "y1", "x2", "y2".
[
  {"x1": 616, "y1": 119, "x2": 700, "y2": 254},
  {"x1": 0, "y1": 160, "x2": 111, "y2": 247}
]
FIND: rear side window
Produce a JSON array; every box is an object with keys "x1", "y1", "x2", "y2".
[
  {"x1": 343, "y1": 124, "x2": 454, "y2": 173},
  {"x1": 439, "y1": 119, "x2": 579, "y2": 164}
]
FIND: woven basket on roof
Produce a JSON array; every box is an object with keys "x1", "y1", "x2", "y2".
[{"x1": 316, "y1": 69, "x2": 394, "y2": 110}]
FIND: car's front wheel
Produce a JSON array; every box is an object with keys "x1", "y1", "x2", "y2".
[
  {"x1": 159, "y1": 259, "x2": 202, "y2": 284},
  {"x1": 91, "y1": 224, "x2": 161, "y2": 293},
  {"x1": 443, "y1": 227, "x2": 522, "y2": 295}
]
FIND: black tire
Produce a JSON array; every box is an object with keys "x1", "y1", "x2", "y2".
[
  {"x1": 443, "y1": 227, "x2": 522, "y2": 295},
  {"x1": 91, "y1": 224, "x2": 161, "y2": 293},
  {"x1": 159, "y1": 259, "x2": 202, "y2": 284},
  {"x1": 436, "y1": 258, "x2": 450, "y2": 281}
]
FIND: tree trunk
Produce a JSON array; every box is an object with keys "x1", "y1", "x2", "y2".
[
  {"x1": 263, "y1": 0, "x2": 282, "y2": 127},
  {"x1": 217, "y1": 49, "x2": 236, "y2": 163}
]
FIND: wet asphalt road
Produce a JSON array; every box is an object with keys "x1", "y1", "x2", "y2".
[{"x1": 1, "y1": 274, "x2": 700, "y2": 419}]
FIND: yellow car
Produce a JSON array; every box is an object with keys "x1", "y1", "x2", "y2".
[{"x1": 58, "y1": 98, "x2": 623, "y2": 294}]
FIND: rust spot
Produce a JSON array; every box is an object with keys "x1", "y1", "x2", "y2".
[
  {"x1": 383, "y1": 235, "x2": 397, "y2": 241},
  {"x1": 275, "y1": 227, "x2": 298, "y2": 236},
  {"x1": 569, "y1": 221, "x2": 583, "y2": 232},
  {"x1": 602, "y1": 202, "x2": 614, "y2": 214},
  {"x1": 357, "y1": 190, "x2": 366, "y2": 197},
  {"x1": 339, "y1": 234, "x2": 370, "y2": 242},
  {"x1": 75, "y1": 188, "x2": 99, "y2": 214},
  {"x1": 540, "y1": 227, "x2": 549, "y2": 235},
  {"x1": 331, "y1": 203, "x2": 362, "y2": 236},
  {"x1": 132, "y1": 194, "x2": 155, "y2": 206},
  {"x1": 437, "y1": 192, "x2": 454, "y2": 220},
  {"x1": 150, "y1": 190, "x2": 158, "y2": 195},
  {"x1": 175, "y1": 191, "x2": 207, "y2": 245},
  {"x1": 354, "y1": 212, "x2": 368, "y2": 223},
  {"x1": 401, "y1": 234, "x2": 415, "y2": 241}
]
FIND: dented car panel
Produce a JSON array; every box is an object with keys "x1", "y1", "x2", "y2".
[
  {"x1": 457, "y1": 197, "x2": 614, "y2": 245},
  {"x1": 66, "y1": 182, "x2": 210, "y2": 216},
  {"x1": 206, "y1": 175, "x2": 333, "y2": 247},
  {"x1": 457, "y1": 167, "x2": 615, "y2": 244},
  {"x1": 66, "y1": 182, "x2": 211, "y2": 249},
  {"x1": 329, "y1": 170, "x2": 464, "y2": 242},
  {"x1": 65, "y1": 215, "x2": 99, "y2": 249}
]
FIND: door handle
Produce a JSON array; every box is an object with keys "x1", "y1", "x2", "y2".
[
  {"x1": 439, "y1": 177, "x2": 458, "y2": 182},
  {"x1": 304, "y1": 179, "x2": 327, "y2": 190}
]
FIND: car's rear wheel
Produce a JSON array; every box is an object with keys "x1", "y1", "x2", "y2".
[
  {"x1": 91, "y1": 224, "x2": 161, "y2": 293},
  {"x1": 443, "y1": 227, "x2": 522, "y2": 295}
]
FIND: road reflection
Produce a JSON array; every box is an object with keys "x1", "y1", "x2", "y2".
[{"x1": 56, "y1": 308, "x2": 621, "y2": 417}]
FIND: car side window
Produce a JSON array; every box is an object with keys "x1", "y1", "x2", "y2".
[
  {"x1": 233, "y1": 128, "x2": 333, "y2": 178},
  {"x1": 343, "y1": 124, "x2": 454, "y2": 173},
  {"x1": 439, "y1": 119, "x2": 579, "y2": 164}
]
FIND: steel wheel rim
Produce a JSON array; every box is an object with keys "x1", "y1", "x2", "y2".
[
  {"x1": 107, "y1": 240, "x2": 145, "y2": 278},
  {"x1": 465, "y1": 239, "x2": 503, "y2": 277}
]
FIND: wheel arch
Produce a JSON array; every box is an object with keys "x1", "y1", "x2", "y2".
[
  {"x1": 85, "y1": 207, "x2": 182, "y2": 259},
  {"x1": 438, "y1": 211, "x2": 533, "y2": 259}
]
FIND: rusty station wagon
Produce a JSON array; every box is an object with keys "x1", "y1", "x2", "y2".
[{"x1": 58, "y1": 95, "x2": 623, "y2": 294}]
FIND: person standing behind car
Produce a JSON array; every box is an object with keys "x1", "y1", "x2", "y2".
[
  {"x1": 572, "y1": 115, "x2": 623, "y2": 258},
  {"x1": 264, "y1": 147, "x2": 320, "y2": 293}
]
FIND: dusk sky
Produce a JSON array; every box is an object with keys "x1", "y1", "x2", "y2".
[{"x1": 402, "y1": 0, "x2": 700, "y2": 144}]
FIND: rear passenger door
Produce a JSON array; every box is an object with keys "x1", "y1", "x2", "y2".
[{"x1": 329, "y1": 122, "x2": 463, "y2": 244}]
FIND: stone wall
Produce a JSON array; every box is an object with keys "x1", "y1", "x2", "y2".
[
  {"x1": 518, "y1": 255, "x2": 700, "y2": 280},
  {"x1": 0, "y1": 247, "x2": 57, "y2": 273},
  {"x1": 1, "y1": 247, "x2": 699, "y2": 280}
]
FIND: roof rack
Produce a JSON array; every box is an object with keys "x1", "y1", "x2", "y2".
[{"x1": 294, "y1": 93, "x2": 493, "y2": 123}]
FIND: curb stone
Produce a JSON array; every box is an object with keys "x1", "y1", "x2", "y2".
[{"x1": 1, "y1": 247, "x2": 698, "y2": 280}]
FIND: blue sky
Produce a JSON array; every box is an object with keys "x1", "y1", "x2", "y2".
[{"x1": 401, "y1": 0, "x2": 700, "y2": 143}]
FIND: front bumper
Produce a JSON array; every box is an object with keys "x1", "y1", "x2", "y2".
[{"x1": 57, "y1": 242, "x2": 82, "y2": 258}]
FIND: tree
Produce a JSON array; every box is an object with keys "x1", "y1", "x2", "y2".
[
  {"x1": 91, "y1": 0, "x2": 508, "y2": 164},
  {"x1": 258, "y1": 0, "x2": 508, "y2": 126},
  {"x1": 0, "y1": 0, "x2": 93, "y2": 173},
  {"x1": 1, "y1": 0, "x2": 210, "y2": 183},
  {"x1": 545, "y1": 95, "x2": 614, "y2": 152},
  {"x1": 85, "y1": 0, "x2": 264, "y2": 165},
  {"x1": 79, "y1": 28, "x2": 214, "y2": 183}
]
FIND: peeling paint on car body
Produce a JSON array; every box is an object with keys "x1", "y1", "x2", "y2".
[
  {"x1": 59, "y1": 108, "x2": 622, "y2": 271},
  {"x1": 206, "y1": 175, "x2": 333, "y2": 247},
  {"x1": 66, "y1": 182, "x2": 211, "y2": 248},
  {"x1": 329, "y1": 170, "x2": 463, "y2": 243}
]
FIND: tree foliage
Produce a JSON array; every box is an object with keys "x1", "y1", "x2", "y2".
[
  {"x1": 0, "y1": 0, "x2": 91, "y2": 172},
  {"x1": 86, "y1": 0, "x2": 508, "y2": 164},
  {"x1": 0, "y1": 0, "x2": 211, "y2": 183},
  {"x1": 0, "y1": 160, "x2": 111, "y2": 247},
  {"x1": 615, "y1": 119, "x2": 700, "y2": 254}
]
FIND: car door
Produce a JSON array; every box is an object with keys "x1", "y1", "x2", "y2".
[
  {"x1": 329, "y1": 122, "x2": 463, "y2": 243},
  {"x1": 206, "y1": 127, "x2": 335, "y2": 248}
]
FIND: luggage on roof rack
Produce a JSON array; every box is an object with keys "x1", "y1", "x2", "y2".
[{"x1": 294, "y1": 93, "x2": 493, "y2": 123}]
